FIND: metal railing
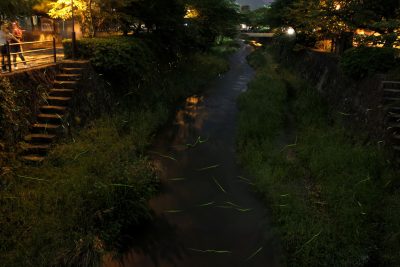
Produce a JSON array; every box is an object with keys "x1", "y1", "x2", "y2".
[{"x1": 2, "y1": 38, "x2": 58, "y2": 73}]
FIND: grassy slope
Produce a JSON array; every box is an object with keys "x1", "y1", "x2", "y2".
[
  {"x1": 0, "y1": 47, "x2": 230, "y2": 266},
  {"x1": 237, "y1": 49, "x2": 400, "y2": 266}
]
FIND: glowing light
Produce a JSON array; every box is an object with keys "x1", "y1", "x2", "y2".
[
  {"x1": 185, "y1": 6, "x2": 199, "y2": 19},
  {"x1": 250, "y1": 40, "x2": 263, "y2": 47},
  {"x1": 335, "y1": 4, "x2": 341, "y2": 10},
  {"x1": 287, "y1": 27, "x2": 295, "y2": 35},
  {"x1": 186, "y1": 96, "x2": 200, "y2": 105}
]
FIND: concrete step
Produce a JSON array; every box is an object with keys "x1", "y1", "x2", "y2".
[
  {"x1": 393, "y1": 134, "x2": 400, "y2": 140},
  {"x1": 387, "y1": 123, "x2": 400, "y2": 129},
  {"x1": 46, "y1": 96, "x2": 71, "y2": 106},
  {"x1": 55, "y1": 73, "x2": 81, "y2": 81},
  {"x1": 31, "y1": 123, "x2": 61, "y2": 134},
  {"x1": 383, "y1": 81, "x2": 400, "y2": 89},
  {"x1": 24, "y1": 134, "x2": 56, "y2": 144},
  {"x1": 384, "y1": 89, "x2": 400, "y2": 98},
  {"x1": 388, "y1": 112, "x2": 400, "y2": 119},
  {"x1": 384, "y1": 89, "x2": 400, "y2": 93},
  {"x1": 22, "y1": 144, "x2": 50, "y2": 155},
  {"x1": 53, "y1": 80, "x2": 78, "y2": 89},
  {"x1": 37, "y1": 113, "x2": 64, "y2": 124},
  {"x1": 61, "y1": 60, "x2": 88, "y2": 68},
  {"x1": 383, "y1": 97, "x2": 400, "y2": 103},
  {"x1": 49, "y1": 88, "x2": 75, "y2": 97},
  {"x1": 40, "y1": 105, "x2": 67, "y2": 114},
  {"x1": 21, "y1": 155, "x2": 45, "y2": 164},
  {"x1": 63, "y1": 68, "x2": 84, "y2": 74},
  {"x1": 386, "y1": 106, "x2": 400, "y2": 112}
]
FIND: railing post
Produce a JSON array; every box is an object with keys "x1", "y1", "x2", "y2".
[
  {"x1": 6, "y1": 42, "x2": 12, "y2": 72},
  {"x1": 53, "y1": 37, "x2": 57, "y2": 63}
]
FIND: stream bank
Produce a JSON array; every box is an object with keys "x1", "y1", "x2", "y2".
[
  {"x1": 237, "y1": 48, "x2": 400, "y2": 266},
  {"x1": 108, "y1": 43, "x2": 282, "y2": 267}
]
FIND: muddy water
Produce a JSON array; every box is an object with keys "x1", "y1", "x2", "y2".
[{"x1": 109, "y1": 43, "x2": 282, "y2": 267}]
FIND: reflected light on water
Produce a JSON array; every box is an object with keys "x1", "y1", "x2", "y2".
[
  {"x1": 186, "y1": 96, "x2": 200, "y2": 105},
  {"x1": 173, "y1": 95, "x2": 207, "y2": 148}
]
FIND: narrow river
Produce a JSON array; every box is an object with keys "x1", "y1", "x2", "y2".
[{"x1": 109, "y1": 42, "x2": 281, "y2": 267}]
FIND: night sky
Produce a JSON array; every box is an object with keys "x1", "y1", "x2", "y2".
[{"x1": 236, "y1": 0, "x2": 273, "y2": 10}]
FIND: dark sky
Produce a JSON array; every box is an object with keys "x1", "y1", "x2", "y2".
[{"x1": 236, "y1": 0, "x2": 273, "y2": 9}]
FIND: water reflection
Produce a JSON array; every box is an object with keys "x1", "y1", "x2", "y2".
[
  {"x1": 104, "y1": 215, "x2": 186, "y2": 267},
  {"x1": 173, "y1": 95, "x2": 207, "y2": 151}
]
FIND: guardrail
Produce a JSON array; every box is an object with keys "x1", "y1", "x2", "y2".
[{"x1": 2, "y1": 38, "x2": 57, "y2": 73}]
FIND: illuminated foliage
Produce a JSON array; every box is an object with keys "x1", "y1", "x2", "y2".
[
  {"x1": 185, "y1": 6, "x2": 200, "y2": 19},
  {"x1": 47, "y1": 0, "x2": 105, "y2": 37},
  {"x1": 48, "y1": 0, "x2": 87, "y2": 20}
]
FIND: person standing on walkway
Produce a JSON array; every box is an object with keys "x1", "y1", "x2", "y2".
[
  {"x1": 10, "y1": 21, "x2": 27, "y2": 69},
  {"x1": 0, "y1": 21, "x2": 9, "y2": 73}
]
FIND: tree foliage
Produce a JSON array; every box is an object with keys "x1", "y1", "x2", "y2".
[
  {"x1": 43, "y1": 0, "x2": 239, "y2": 48},
  {"x1": 263, "y1": 0, "x2": 400, "y2": 51},
  {"x1": 0, "y1": 0, "x2": 41, "y2": 18},
  {"x1": 185, "y1": 0, "x2": 239, "y2": 48}
]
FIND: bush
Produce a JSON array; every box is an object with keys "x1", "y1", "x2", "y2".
[
  {"x1": 63, "y1": 37, "x2": 231, "y2": 104},
  {"x1": 340, "y1": 47, "x2": 399, "y2": 79},
  {"x1": 63, "y1": 37, "x2": 157, "y2": 95}
]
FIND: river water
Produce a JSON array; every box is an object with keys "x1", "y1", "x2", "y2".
[{"x1": 108, "y1": 43, "x2": 282, "y2": 267}]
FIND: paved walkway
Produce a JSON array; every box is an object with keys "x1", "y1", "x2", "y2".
[{"x1": 1, "y1": 47, "x2": 64, "y2": 74}]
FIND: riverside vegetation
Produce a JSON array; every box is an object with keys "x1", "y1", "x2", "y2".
[
  {"x1": 0, "y1": 36, "x2": 235, "y2": 266},
  {"x1": 237, "y1": 48, "x2": 400, "y2": 266}
]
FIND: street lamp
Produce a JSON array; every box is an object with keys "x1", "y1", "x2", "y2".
[{"x1": 71, "y1": 0, "x2": 77, "y2": 58}]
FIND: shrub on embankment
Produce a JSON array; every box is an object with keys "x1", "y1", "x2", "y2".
[
  {"x1": 63, "y1": 36, "x2": 229, "y2": 104},
  {"x1": 63, "y1": 37, "x2": 156, "y2": 94},
  {"x1": 0, "y1": 38, "x2": 232, "y2": 266},
  {"x1": 237, "y1": 49, "x2": 400, "y2": 266},
  {"x1": 340, "y1": 47, "x2": 399, "y2": 79}
]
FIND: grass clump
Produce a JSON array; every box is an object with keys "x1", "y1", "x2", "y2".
[
  {"x1": 0, "y1": 113, "x2": 160, "y2": 267},
  {"x1": 237, "y1": 48, "x2": 400, "y2": 266}
]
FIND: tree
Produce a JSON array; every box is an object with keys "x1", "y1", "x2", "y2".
[
  {"x1": 185, "y1": 0, "x2": 240, "y2": 48},
  {"x1": 46, "y1": 0, "x2": 98, "y2": 37},
  {"x1": 0, "y1": 0, "x2": 41, "y2": 19},
  {"x1": 243, "y1": 6, "x2": 272, "y2": 32},
  {"x1": 267, "y1": 0, "x2": 400, "y2": 52}
]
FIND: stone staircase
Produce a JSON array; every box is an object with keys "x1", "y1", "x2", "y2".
[
  {"x1": 383, "y1": 81, "x2": 400, "y2": 158},
  {"x1": 21, "y1": 61, "x2": 86, "y2": 164}
]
